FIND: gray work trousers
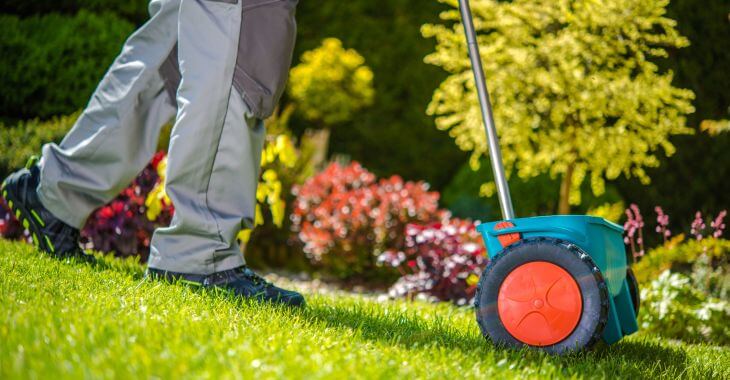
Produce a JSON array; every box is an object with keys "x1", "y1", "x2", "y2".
[{"x1": 37, "y1": 0, "x2": 298, "y2": 275}]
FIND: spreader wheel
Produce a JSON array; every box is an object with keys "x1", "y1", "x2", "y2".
[
  {"x1": 475, "y1": 238, "x2": 610, "y2": 354},
  {"x1": 626, "y1": 267, "x2": 640, "y2": 317}
]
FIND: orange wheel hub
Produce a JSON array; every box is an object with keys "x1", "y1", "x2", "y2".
[{"x1": 497, "y1": 261, "x2": 582, "y2": 346}]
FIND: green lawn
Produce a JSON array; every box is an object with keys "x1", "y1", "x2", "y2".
[{"x1": 0, "y1": 240, "x2": 727, "y2": 379}]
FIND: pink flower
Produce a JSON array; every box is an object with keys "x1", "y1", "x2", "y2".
[
  {"x1": 711, "y1": 210, "x2": 727, "y2": 239},
  {"x1": 654, "y1": 206, "x2": 671, "y2": 242},
  {"x1": 690, "y1": 211, "x2": 706, "y2": 241},
  {"x1": 623, "y1": 204, "x2": 645, "y2": 259}
]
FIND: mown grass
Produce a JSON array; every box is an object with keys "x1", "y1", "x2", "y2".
[{"x1": 0, "y1": 240, "x2": 727, "y2": 379}]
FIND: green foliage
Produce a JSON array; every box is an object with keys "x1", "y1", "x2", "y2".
[
  {"x1": 0, "y1": 114, "x2": 76, "y2": 177},
  {"x1": 288, "y1": 38, "x2": 374, "y2": 126},
  {"x1": 442, "y1": 160, "x2": 557, "y2": 220},
  {"x1": 633, "y1": 237, "x2": 730, "y2": 284},
  {"x1": 587, "y1": 202, "x2": 626, "y2": 224},
  {"x1": 1, "y1": 0, "x2": 727, "y2": 222},
  {"x1": 1, "y1": 241, "x2": 729, "y2": 379},
  {"x1": 442, "y1": 159, "x2": 622, "y2": 219},
  {"x1": 424, "y1": 0, "x2": 695, "y2": 207},
  {"x1": 294, "y1": 0, "x2": 467, "y2": 189},
  {"x1": 0, "y1": 11, "x2": 133, "y2": 120},
  {"x1": 0, "y1": 0, "x2": 150, "y2": 23},
  {"x1": 640, "y1": 270, "x2": 729, "y2": 345},
  {"x1": 701, "y1": 119, "x2": 730, "y2": 136},
  {"x1": 691, "y1": 252, "x2": 730, "y2": 301},
  {"x1": 614, "y1": 0, "x2": 730, "y2": 232}
]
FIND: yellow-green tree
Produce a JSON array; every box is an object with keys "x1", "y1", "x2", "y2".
[{"x1": 423, "y1": 0, "x2": 695, "y2": 214}]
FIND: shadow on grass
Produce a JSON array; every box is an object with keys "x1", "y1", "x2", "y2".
[
  {"x1": 298, "y1": 302, "x2": 698, "y2": 378},
  {"x1": 301, "y1": 302, "x2": 486, "y2": 351},
  {"x1": 587, "y1": 339, "x2": 692, "y2": 376}
]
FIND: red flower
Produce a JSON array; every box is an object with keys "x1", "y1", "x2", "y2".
[
  {"x1": 150, "y1": 151, "x2": 166, "y2": 169},
  {"x1": 111, "y1": 201, "x2": 125, "y2": 214},
  {"x1": 99, "y1": 206, "x2": 114, "y2": 219}
]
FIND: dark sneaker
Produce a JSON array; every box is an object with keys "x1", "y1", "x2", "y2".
[
  {"x1": 147, "y1": 266, "x2": 306, "y2": 307},
  {"x1": 1, "y1": 158, "x2": 88, "y2": 259}
]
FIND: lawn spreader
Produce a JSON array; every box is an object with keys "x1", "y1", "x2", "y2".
[{"x1": 457, "y1": 0, "x2": 639, "y2": 354}]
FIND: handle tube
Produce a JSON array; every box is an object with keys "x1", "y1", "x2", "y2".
[{"x1": 458, "y1": 0, "x2": 515, "y2": 220}]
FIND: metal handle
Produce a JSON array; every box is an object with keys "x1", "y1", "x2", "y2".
[{"x1": 458, "y1": 0, "x2": 515, "y2": 220}]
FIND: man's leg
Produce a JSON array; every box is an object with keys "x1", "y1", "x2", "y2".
[
  {"x1": 2, "y1": 0, "x2": 182, "y2": 257},
  {"x1": 37, "y1": 0, "x2": 181, "y2": 229},
  {"x1": 146, "y1": 0, "x2": 304, "y2": 307},
  {"x1": 148, "y1": 0, "x2": 264, "y2": 275}
]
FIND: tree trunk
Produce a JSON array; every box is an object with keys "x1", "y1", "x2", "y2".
[
  {"x1": 303, "y1": 128, "x2": 331, "y2": 170},
  {"x1": 558, "y1": 163, "x2": 575, "y2": 215}
]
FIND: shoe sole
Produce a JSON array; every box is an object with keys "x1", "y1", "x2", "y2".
[{"x1": 2, "y1": 178, "x2": 55, "y2": 254}]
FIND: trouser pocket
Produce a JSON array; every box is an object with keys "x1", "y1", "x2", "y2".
[{"x1": 233, "y1": 0, "x2": 298, "y2": 119}]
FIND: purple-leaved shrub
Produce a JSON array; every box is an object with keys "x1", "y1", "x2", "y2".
[{"x1": 378, "y1": 216, "x2": 487, "y2": 305}]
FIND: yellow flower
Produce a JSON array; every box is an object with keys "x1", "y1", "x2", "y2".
[
  {"x1": 466, "y1": 273, "x2": 480, "y2": 287},
  {"x1": 145, "y1": 157, "x2": 170, "y2": 221}
]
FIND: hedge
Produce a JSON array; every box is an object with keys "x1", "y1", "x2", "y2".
[
  {"x1": 0, "y1": 114, "x2": 76, "y2": 178},
  {"x1": 0, "y1": 1, "x2": 149, "y2": 24},
  {"x1": 0, "y1": 11, "x2": 133, "y2": 120}
]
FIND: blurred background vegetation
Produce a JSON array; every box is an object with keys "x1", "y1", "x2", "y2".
[
  {"x1": 0, "y1": 0, "x2": 727, "y2": 236},
  {"x1": 0, "y1": 1, "x2": 727, "y2": 343}
]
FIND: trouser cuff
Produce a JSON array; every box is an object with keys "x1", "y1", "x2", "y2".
[{"x1": 36, "y1": 177, "x2": 88, "y2": 229}]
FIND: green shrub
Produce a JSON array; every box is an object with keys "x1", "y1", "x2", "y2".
[
  {"x1": 691, "y1": 252, "x2": 730, "y2": 300},
  {"x1": 0, "y1": 11, "x2": 133, "y2": 120},
  {"x1": 1, "y1": 1, "x2": 150, "y2": 23},
  {"x1": 0, "y1": 114, "x2": 77, "y2": 177},
  {"x1": 289, "y1": 38, "x2": 374, "y2": 126},
  {"x1": 633, "y1": 238, "x2": 730, "y2": 284},
  {"x1": 640, "y1": 270, "x2": 729, "y2": 345}
]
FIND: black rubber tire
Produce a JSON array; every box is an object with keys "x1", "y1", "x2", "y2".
[
  {"x1": 626, "y1": 267, "x2": 640, "y2": 317},
  {"x1": 474, "y1": 237, "x2": 610, "y2": 355}
]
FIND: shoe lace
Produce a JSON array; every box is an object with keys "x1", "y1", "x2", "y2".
[{"x1": 239, "y1": 267, "x2": 272, "y2": 287}]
